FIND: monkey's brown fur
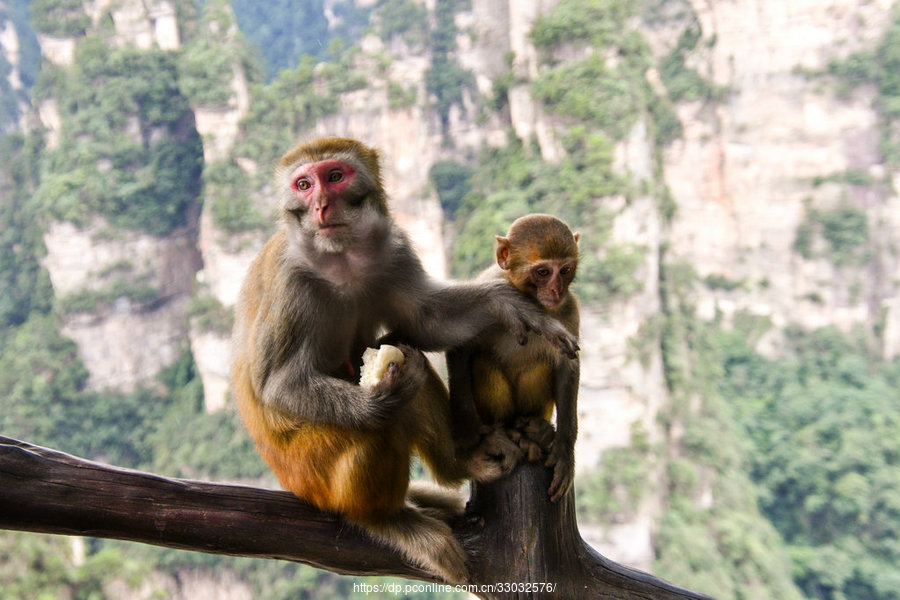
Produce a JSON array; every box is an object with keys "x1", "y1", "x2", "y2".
[
  {"x1": 232, "y1": 140, "x2": 579, "y2": 583},
  {"x1": 449, "y1": 214, "x2": 581, "y2": 502}
]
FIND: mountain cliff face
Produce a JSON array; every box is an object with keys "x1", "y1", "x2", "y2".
[
  {"x1": 4, "y1": 0, "x2": 899, "y2": 596},
  {"x1": 665, "y1": 0, "x2": 899, "y2": 357},
  {"x1": 31, "y1": 0, "x2": 202, "y2": 392}
]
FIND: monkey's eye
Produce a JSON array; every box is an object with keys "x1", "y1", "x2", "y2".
[
  {"x1": 560, "y1": 266, "x2": 572, "y2": 275},
  {"x1": 296, "y1": 178, "x2": 311, "y2": 191},
  {"x1": 536, "y1": 267, "x2": 551, "y2": 278},
  {"x1": 328, "y1": 170, "x2": 343, "y2": 183}
]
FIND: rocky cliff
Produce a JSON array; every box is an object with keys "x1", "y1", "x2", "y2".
[{"x1": 665, "y1": 0, "x2": 899, "y2": 357}]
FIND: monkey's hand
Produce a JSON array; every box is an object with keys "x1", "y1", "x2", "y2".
[
  {"x1": 491, "y1": 284, "x2": 579, "y2": 358},
  {"x1": 524, "y1": 313, "x2": 579, "y2": 359},
  {"x1": 545, "y1": 444, "x2": 575, "y2": 503},
  {"x1": 368, "y1": 344, "x2": 426, "y2": 422}
]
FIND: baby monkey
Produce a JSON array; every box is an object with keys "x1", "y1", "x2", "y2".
[{"x1": 448, "y1": 214, "x2": 580, "y2": 502}]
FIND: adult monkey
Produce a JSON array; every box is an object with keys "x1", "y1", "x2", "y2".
[
  {"x1": 448, "y1": 214, "x2": 581, "y2": 503},
  {"x1": 231, "y1": 138, "x2": 579, "y2": 583}
]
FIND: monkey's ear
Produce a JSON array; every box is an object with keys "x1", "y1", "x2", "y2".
[
  {"x1": 496, "y1": 236, "x2": 511, "y2": 270},
  {"x1": 574, "y1": 232, "x2": 580, "y2": 245}
]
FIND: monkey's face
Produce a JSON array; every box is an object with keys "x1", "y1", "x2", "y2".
[
  {"x1": 529, "y1": 260, "x2": 577, "y2": 310},
  {"x1": 281, "y1": 154, "x2": 385, "y2": 254}
]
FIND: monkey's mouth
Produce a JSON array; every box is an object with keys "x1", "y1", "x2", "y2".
[
  {"x1": 317, "y1": 224, "x2": 347, "y2": 235},
  {"x1": 540, "y1": 296, "x2": 564, "y2": 310}
]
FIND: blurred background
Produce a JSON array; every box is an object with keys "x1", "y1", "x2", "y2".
[{"x1": 1, "y1": 0, "x2": 899, "y2": 598}]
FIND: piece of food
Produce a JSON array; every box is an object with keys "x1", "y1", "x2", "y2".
[{"x1": 359, "y1": 344, "x2": 405, "y2": 388}]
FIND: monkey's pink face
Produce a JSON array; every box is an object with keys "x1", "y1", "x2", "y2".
[{"x1": 288, "y1": 158, "x2": 361, "y2": 238}]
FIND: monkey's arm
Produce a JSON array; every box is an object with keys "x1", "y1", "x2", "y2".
[
  {"x1": 252, "y1": 324, "x2": 424, "y2": 431},
  {"x1": 547, "y1": 357, "x2": 579, "y2": 502},
  {"x1": 392, "y1": 278, "x2": 579, "y2": 358}
]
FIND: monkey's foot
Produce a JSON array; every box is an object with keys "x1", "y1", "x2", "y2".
[
  {"x1": 508, "y1": 417, "x2": 555, "y2": 461},
  {"x1": 468, "y1": 425, "x2": 523, "y2": 483},
  {"x1": 545, "y1": 450, "x2": 575, "y2": 503}
]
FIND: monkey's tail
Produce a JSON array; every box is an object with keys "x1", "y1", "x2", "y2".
[
  {"x1": 407, "y1": 481, "x2": 465, "y2": 518},
  {"x1": 355, "y1": 504, "x2": 469, "y2": 584}
]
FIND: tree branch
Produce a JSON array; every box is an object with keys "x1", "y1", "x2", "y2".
[
  {"x1": 0, "y1": 436, "x2": 425, "y2": 580},
  {"x1": 0, "y1": 436, "x2": 712, "y2": 599}
]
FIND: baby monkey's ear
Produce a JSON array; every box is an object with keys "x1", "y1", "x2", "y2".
[{"x1": 495, "y1": 236, "x2": 512, "y2": 270}]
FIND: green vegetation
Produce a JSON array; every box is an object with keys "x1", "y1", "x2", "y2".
[
  {"x1": 388, "y1": 80, "x2": 418, "y2": 109},
  {"x1": 658, "y1": 23, "x2": 718, "y2": 103},
  {"x1": 652, "y1": 262, "x2": 806, "y2": 599},
  {"x1": 793, "y1": 203, "x2": 871, "y2": 266},
  {"x1": 187, "y1": 291, "x2": 234, "y2": 336},
  {"x1": 1, "y1": 1, "x2": 40, "y2": 88},
  {"x1": 429, "y1": 160, "x2": 474, "y2": 216},
  {"x1": 29, "y1": 0, "x2": 90, "y2": 37},
  {"x1": 530, "y1": 0, "x2": 645, "y2": 140},
  {"x1": 0, "y1": 2, "x2": 39, "y2": 130},
  {"x1": 0, "y1": 134, "x2": 53, "y2": 329},
  {"x1": 652, "y1": 252, "x2": 900, "y2": 599},
  {"x1": 703, "y1": 273, "x2": 744, "y2": 292},
  {"x1": 57, "y1": 279, "x2": 159, "y2": 316},
  {"x1": 811, "y1": 168, "x2": 878, "y2": 187},
  {"x1": 203, "y1": 160, "x2": 269, "y2": 235},
  {"x1": 576, "y1": 423, "x2": 653, "y2": 522},
  {"x1": 532, "y1": 51, "x2": 646, "y2": 139},
  {"x1": 0, "y1": 54, "x2": 21, "y2": 129},
  {"x1": 232, "y1": 40, "x2": 364, "y2": 172},
  {"x1": 375, "y1": 0, "x2": 428, "y2": 48},
  {"x1": 230, "y1": 0, "x2": 327, "y2": 79},
  {"x1": 817, "y1": 206, "x2": 870, "y2": 265},
  {"x1": 0, "y1": 532, "x2": 150, "y2": 600},
  {"x1": 718, "y1": 325, "x2": 900, "y2": 600},
  {"x1": 0, "y1": 320, "x2": 236, "y2": 475},
  {"x1": 31, "y1": 39, "x2": 203, "y2": 236},
  {"x1": 530, "y1": 0, "x2": 683, "y2": 147},
  {"x1": 425, "y1": 0, "x2": 474, "y2": 135},
  {"x1": 488, "y1": 53, "x2": 518, "y2": 112},
  {"x1": 230, "y1": 0, "x2": 372, "y2": 80},
  {"x1": 827, "y1": 6, "x2": 900, "y2": 164},
  {"x1": 177, "y1": 0, "x2": 262, "y2": 108},
  {"x1": 530, "y1": 0, "x2": 634, "y2": 52}
]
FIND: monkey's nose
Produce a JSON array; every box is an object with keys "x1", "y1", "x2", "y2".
[{"x1": 314, "y1": 198, "x2": 330, "y2": 223}]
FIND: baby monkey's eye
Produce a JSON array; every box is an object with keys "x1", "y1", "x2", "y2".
[
  {"x1": 536, "y1": 267, "x2": 551, "y2": 277},
  {"x1": 328, "y1": 170, "x2": 343, "y2": 182},
  {"x1": 296, "y1": 178, "x2": 311, "y2": 191}
]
